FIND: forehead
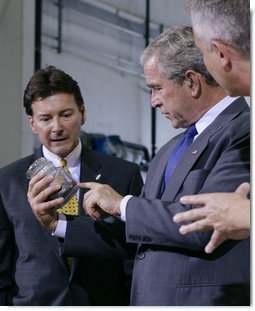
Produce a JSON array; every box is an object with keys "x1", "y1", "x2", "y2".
[
  {"x1": 144, "y1": 57, "x2": 166, "y2": 86},
  {"x1": 32, "y1": 93, "x2": 77, "y2": 113},
  {"x1": 33, "y1": 93, "x2": 76, "y2": 105}
]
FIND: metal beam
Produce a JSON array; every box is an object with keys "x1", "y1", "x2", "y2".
[
  {"x1": 144, "y1": 0, "x2": 156, "y2": 159},
  {"x1": 55, "y1": 0, "x2": 63, "y2": 53},
  {"x1": 35, "y1": 0, "x2": 42, "y2": 71}
]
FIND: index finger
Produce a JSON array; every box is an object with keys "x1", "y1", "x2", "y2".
[
  {"x1": 28, "y1": 172, "x2": 52, "y2": 191},
  {"x1": 78, "y1": 182, "x2": 101, "y2": 190},
  {"x1": 180, "y1": 193, "x2": 209, "y2": 206},
  {"x1": 173, "y1": 207, "x2": 207, "y2": 223}
]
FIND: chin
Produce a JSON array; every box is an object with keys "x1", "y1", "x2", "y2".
[{"x1": 171, "y1": 123, "x2": 180, "y2": 129}]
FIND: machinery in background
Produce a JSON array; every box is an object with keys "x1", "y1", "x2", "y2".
[{"x1": 80, "y1": 131, "x2": 150, "y2": 175}]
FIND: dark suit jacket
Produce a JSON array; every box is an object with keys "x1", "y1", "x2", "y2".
[
  {"x1": 0, "y1": 144, "x2": 143, "y2": 306},
  {"x1": 124, "y1": 97, "x2": 250, "y2": 306}
]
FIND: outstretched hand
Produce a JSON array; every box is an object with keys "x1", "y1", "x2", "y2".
[
  {"x1": 79, "y1": 182, "x2": 123, "y2": 220},
  {"x1": 173, "y1": 182, "x2": 250, "y2": 253}
]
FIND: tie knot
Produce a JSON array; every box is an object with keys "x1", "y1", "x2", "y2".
[
  {"x1": 186, "y1": 124, "x2": 197, "y2": 138},
  {"x1": 60, "y1": 159, "x2": 67, "y2": 168}
]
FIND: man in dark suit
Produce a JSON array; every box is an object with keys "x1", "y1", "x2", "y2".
[
  {"x1": 173, "y1": 0, "x2": 250, "y2": 254},
  {"x1": 0, "y1": 66, "x2": 143, "y2": 306},
  {"x1": 72, "y1": 26, "x2": 249, "y2": 305}
]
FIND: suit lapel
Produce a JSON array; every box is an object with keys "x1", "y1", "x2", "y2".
[
  {"x1": 162, "y1": 97, "x2": 249, "y2": 200},
  {"x1": 147, "y1": 137, "x2": 179, "y2": 198},
  {"x1": 78, "y1": 146, "x2": 104, "y2": 215},
  {"x1": 60, "y1": 146, "x2": 104, "y2": 279}
]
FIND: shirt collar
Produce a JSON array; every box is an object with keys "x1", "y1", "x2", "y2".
[
  {"x1": 42, "y1": 139, "x2": 82, "y2": 167},
  {"x1": 195, "y1": 96, "x2": 240, "y2": 136}
]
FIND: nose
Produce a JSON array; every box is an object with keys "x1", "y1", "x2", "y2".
[
  {"x1": 151, "y1": 90, "x2": 162, "y2": 108},
  {"x1": 51, "y1": 117, "x2": 62, "y2": 133}
]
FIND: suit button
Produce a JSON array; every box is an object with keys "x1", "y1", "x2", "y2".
[{"x1": 136, "y1": 252, "x2": 145, "y2": 259}]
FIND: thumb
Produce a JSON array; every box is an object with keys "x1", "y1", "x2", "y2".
[{"x1": 235, "y1": 182, "x2": 250, "y2": 198}]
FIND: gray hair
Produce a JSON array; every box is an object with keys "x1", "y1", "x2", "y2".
[
  {"x1": 186, "y1": 0, "x2": 250, "y2": 56},
  {"x1": 140, "y1": 25, "x2": 218, "y2": 86}
]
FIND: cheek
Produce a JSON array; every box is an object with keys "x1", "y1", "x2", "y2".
[
  {"x1": 28, "y1": 119, "x2": 37, "y2": 134},
  {"x1": 162, "y1": 93, "x2": 178, "y2": 111},
  {"x1": 161, "y1": 91, "x2": 172, "y2": 105},
  {"x1": 33, "y1": 124, "x2": 51, "y2": 140},
  {"x1": 68, "y1": 119, "x2": 83, "y2": 136},
  {"x1": 204, "y1": 54, "x2": 217, "y2": 74},
  {"x1": 203, "y1": 56, "x2": 211, "y2": 70},
  {"x1": 72, "y1": 117, "x2": 83, "y2": 128},
  {"x1": 30, "y1": 123, "x2": 40, "y2": 135},
  {"x1": 35, "y1": 128, "x2": 48, "y2": 140}
]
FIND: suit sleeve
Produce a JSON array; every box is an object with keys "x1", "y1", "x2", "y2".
[
  {"x1": 125, "y1": 116, "x2": 250, "y2": 251},
  {"x1": 62, "y1": 215, "x2": 136, "y2": 258}
]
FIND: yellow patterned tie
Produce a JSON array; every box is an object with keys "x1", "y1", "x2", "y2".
[
  {"x1": 57, "y1": 159, "x2": 79, "y2": 271},
  {"x1": 57, "y1": 159, "x2": 79, "y2": 215}
]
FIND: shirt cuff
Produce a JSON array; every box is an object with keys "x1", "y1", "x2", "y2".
[
  {"x1": 120, "y1": 195, "x2": 133, "y2": 221},
  {"x1": 51, "y1": 213, "x2": 67, "y2": 238}
]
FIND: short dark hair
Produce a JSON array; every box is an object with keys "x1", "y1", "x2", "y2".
[{"x1": 23, "y1": 65, "x2": 84, "y2": 115}]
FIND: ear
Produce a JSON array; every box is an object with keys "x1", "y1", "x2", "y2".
[
  {"x1": 184, "y1": 70, "x2": 201, "y2": 98},
  {"x1": 80, "y1": 105, "x2": 86, "y2": 125},
  {"x1": 211, "y1": 40, "x2": 232, "y2": 71},
  {"x1": 28, "y1": 116, "x2": 38, "y2": 134}
]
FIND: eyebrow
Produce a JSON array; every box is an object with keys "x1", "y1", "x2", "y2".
[
  {"x1": 36, "y1": 108, "x2": 74, "y2": 117},
  {"x1": 146, "y1": 83, "x2": 161, "y2": 88}
]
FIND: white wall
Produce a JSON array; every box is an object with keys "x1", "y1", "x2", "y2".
[{"x1": 0, "y1": 0, "x2": 35, "y2": 167}]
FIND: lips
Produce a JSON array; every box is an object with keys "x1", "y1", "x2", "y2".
[{"x1": 51, "y1": 137, "x2": 68, "y2": 143}]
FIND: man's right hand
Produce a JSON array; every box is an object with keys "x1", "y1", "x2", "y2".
[
  {"x1": 173, "y1": 182, "x2": 250, "y2": 253},
  {"x1": 27, "y1": 173, "x2": 64, "y2": 232}
]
